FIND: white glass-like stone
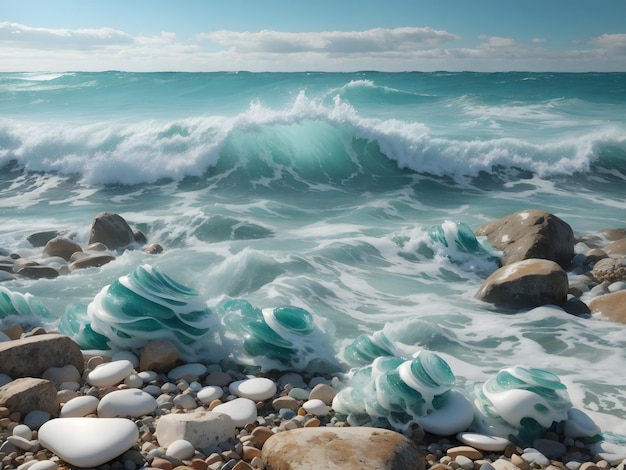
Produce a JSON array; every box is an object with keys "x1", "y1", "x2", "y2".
[
  {"x1": 229, "y1": 378, "x2": 277, "y2": 401},
  {"x1": 97, "y1": 389, "x2": 157, "y2": 418},
  {"x1": 87, "y1": 360, "x2": 134, "y2": 388},
  {"x1": 213, "y1": 397, "x2": 257, "y2": 427}
]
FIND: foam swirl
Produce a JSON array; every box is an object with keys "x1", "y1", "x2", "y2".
[
  {"x1": 60, "y1": 265, "x2": 216, "y2": 358},
  {"x1": 472, "y1": 365, "x2": 572, "y2": 445},
  {"x1": 332, "y1": 350, "x2": 474, "y2": 434},
  {"x1": 218, "y1": 299, "x2": 339, "y2": 372},
  {"x1": 0, "y1": 286, "x2": 54, "y2": 322}
]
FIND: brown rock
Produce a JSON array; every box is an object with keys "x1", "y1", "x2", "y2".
[
  {"x1": 14, "y1": 264, "x2": 59, "y2": 279},
  {"x1": 27, "y1": 231, "x2": 62, "y2": 248},
  {"x1": 475, "y1": 259, "x2": 569, "y2": 308},
  {"x1": 88, "y1": 212, "x2": 135, "y2": 250},
  {"x1": 586, "y1": 249, "x2": 608, "y2": 264},
  {"x1": 308, "y1": 383, "x2": 337, "y2": 405},
  {"x1": 474, "y1": 210, "x2": 575, "y2": 269},
  {"x1": 1, "y1": 324, "x2": 24, "y2": 341},
  {"x1": 446, "y1": 446, "x2": 483, "y2": 460},
  {"x1": 140, "y1": 339, "x2": 180, "y2": 373},
  {"x1": 0, "y1": 378, "x2": 59, "y2": 416},
  {"x1": 262, "y1": 426, "x2": 424, "y2": 470},
  {"x1": 134, "y1": 230, "x2": 148, "y2": 245},
  {"x1": 0, "y1": 334, "x2": 84, "y2": 378},
  {"x1": 589, "y1": 290, "x2": 626, "y2": 324},
  {"x1": 600, "y1": 228, "x2": 626, "y2": 242},
  {"x1": 250, "y1": 426, "x2": 274, "y2": 446},
  {"x1": 68, "y1": 254, "x2": 116, "y2": 272},
  {"x1": 143, "y1": 243, "x2": 164, "y2": 255},
  {"x1": 604, "y1": 238, "x2": 626, "y2": 256},
  {"x1": 589, "y1": 257, "x2": 626, "y2": 283},
  {"x1": 42, "y1": 237, "x2": 82, "y2": 261}
]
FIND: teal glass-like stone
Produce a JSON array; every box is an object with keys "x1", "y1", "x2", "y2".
[{"x1": 0, "y1": 286, "x2": 54, "y2": 320}]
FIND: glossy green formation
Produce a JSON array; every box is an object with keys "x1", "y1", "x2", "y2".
[{"x1": 0, "y1": 286, "x2": 54, "y2": 321}]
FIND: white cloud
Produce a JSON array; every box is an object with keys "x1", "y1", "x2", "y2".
[
  {"x1": 0, "y1": 22, "x2": 624, "y2": 72},
  {"x1": 0, "y1": 22, "x2": 133, "y2": 49},
  {"x1": 197, "y1": 27, "x2": 460, "y2": 53},
  {"x1": 590, "y1": 33, "x2": 626, "y2": 55},
  {"x1": 532, "y1": 38, "x2": 546, "y2": 44}
]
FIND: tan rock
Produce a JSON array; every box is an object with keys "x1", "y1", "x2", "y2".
[
  {"x1": 475, "y1": 210, "x2": 575, "y2": 269},
  {"x1": 272, "y1": 396, "x2": 299, "y2": 411},
  {"x1": 143, "y1": 243, "x2": 164, "y2": 254},
  {"x1": 600, "y1": 228, "x2": 626, "y2": 242},
  {"x1": 1, "y1": 324, "x2": 24, "y2": 341},
  {"x1": 262, "y1": 426, "x2": 424, "y2": 470},
  {"x1": 250, "y1": 426, "x2": 274, "y2": 446},
  {"x1": 589, "y1": 290, "x2": 626, "y2": 324},
  {"x1": 308, "y1": 383, "x2": 337, "y2": 405},
  {"x1": 88, "y1": 212, "x2": 135, "y2": 250},
  {"x1": 0, "y1": 378, "x2": 59, "y2": 416},
  {"x1": 604, "y1": 238, "x2": 626, "y2": 256},
  {"x1": 155, "y1": 410, "x2": 236, "y2": 449},
  {"x1": 68, "y1": 254, "x2": 116, "y2": 272},
  {"x1": 589, "y1": 257, "x2": 626, "y2": 283},
  {"x1": 475, "y1": 259, "x2": 569, "y2": 308},
  {"x1": 0, "y1": 334, "x2": 84, "y2": 378},
  {"x1": 42, "y1": 237, "x2": 82, "y2": 261},
  {"x1": 140, "y1": 339, "x2": 180, "y2": 373},
  {"x1": 446, "y1": 446, "x2": 483, "y2": 460}
]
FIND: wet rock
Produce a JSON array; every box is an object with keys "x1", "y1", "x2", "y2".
[
  {"x1": 42, "y1": 236, "x2": 82, "y2": 261},
  {"x1": 475, "y1": 259, "x2": 568, "y2": 309},
  {"x1": 143, "y1": 243, "x2": 164, "y2": 254},
  {"x1": 599, "y1": 228, "x2": 626, "y2": 241},
  {"x1": 140, "y1": 339, "x2": 181, "y2": 373},
  {"x1": 589, "y1": 257, "x2": 626, "y2": 283},
  {"x1": 68, "y1": 254, "x2": 116, "y2": 272},
  {"x1": 88, "y1": 212, "x2": 136, "y2": 250},
  {"x1": 604, "y1": 238, "x2": 626, "y2": 256},
  {"x1": 262, "y1": 426, "x2": 424, "y2": 470},
  {"x1": 589, "y1": 290, "x2": 626, "y2": 324},
  {"x1": 0, "y1": 378, "x2": 59, "y2": 416},
  {"x1": 26, "y1": 231, "x2": 63, "y2": 248},
  {"x1": 0, "y1": 334, "x2": 84, "y2": 378},
  {"x1": 14, "y1": 263, "x2": 59, "y2": 279},
  {"x1": 474, "y1": 210, "x2": 575, "y2": 269}
]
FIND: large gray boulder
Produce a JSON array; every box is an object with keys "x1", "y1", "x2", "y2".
[
  {"x1": 262, "y1": 427, "x2": 424, "y2": 470},
  {"x1": 43, "y1": 236, "x2": 82, "y2": 261},
  {"x1": 0, "y1": 334, "x2": 84, "y2": 378},
  {"x1": 475, "y1": 258, "x2": 569, "y2": 309},
  {"x1": 88, "y1": 212, "x2": 136, "y2": 250},
  {"x1": 474, "y1": 210, "x2": 575, "y2": 269}
]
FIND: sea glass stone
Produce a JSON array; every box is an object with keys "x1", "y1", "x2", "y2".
[
  {"x1": 218, "y1": 299, "x2": 338, "y2": 372},
  {"x1": 472, "y1": 365, "x2": 572, "y2": 445},
  {"x1": 342, "y1": 330, "x2": 398, "y2": 367},
  {"x1": 332, "y1": 350, "x2": 473, "y2": 434},
  {"x1": 59, "y1": 264, "x2": 216, "y2": 358},
  {"x1": 0, "y1": 286, "x2": 54, "y2": 321},
  {"x1": 428, "y1": 221, "x2": 504, "y2": 261}
]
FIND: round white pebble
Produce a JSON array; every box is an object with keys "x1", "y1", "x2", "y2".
[
  {"x1": 26, "y1": 461, "x2": 58, "y2": 470},
  {"x1": 213, "y1": 397, "x2": 257, "y2": 427},
  {"x1": 124, "y1": 373, "x2": 144, "y2": 388},
  {"x1": 456, "y1": 432, "x2": 511, "y2": 451},
  {"x1": 97, "y1": 389, "x2": 157, "y2": 418},
  {"x1": 168, "y1": 363, "x2": 206, "y2": 381},
  {"x1": 138, "y1": 370, "x2": 158, "y2": 383},
  {"x1": 13, "y1": 424, "x2": 32, "y2": 440},
  {"x1": 60, "y1": 395, "x2": 100, "y2": 418},
  {"x1": 229, "y1": 378, "x2": 277, "y2": 401},
  {"x1": 166, "y1": 439, "x2": 195, "y2": 460},
  {"x1": 197, "y1": 386, "x2": 223, "y2": 404},
  {"x1": 87, "y1": 360, "x2": 134, "y2": 388},
  {"x1": 302, "y1": 399, "x2": 330, "y2": 416}
]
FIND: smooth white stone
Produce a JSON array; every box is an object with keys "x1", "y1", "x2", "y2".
[
  {"x1": 168, "y1": 363, "x2": 206, "y2": 381},
  {"x1": 165, "y1": 439, "x2": 195, "y2": 460},
  {"x1": 13, "y1": 424, "x2": 33, "y2": 440},
  {"x1": 138, "y1": 370, "x2": 158, "y2": 383},
  {"x1": 564, "y1": 408, "x2": 601, "y2": 438},
  {"x1": 124, "y1": 373, "x2": 144, "y2": 388},
  {"x1": 60, "y1": 395, "x2": 100, "y2": 418},
  {"x1": 112, "y1": 350, "x2": 139, "y2": 368},
  {"x1": 87, "y1": 359, "x2": 134, "y2": 387},
  {"x1": 229, "y1": 378, "x2": 277, "y2": 401},
  {"x1": 197, "y1": 386, "x2": 223, "y2": 404},
  {"x1": 417, "y1": 390, "x2": 474, "y2": 436},
  {"x1": 7, "y1": 435, "x2": 34, "y2": 450},
  {"x1": 97, "y1": 389, "x2": 157, "y2": 418},
  {"x1": 20, "y1": 460, "x2": 57, "y2": 470},
  {"x1": 302, "y1": 399, "x2": 330, "y2": 417},
  {"x1": 173, "y1": 393, "x2": 198, "y2": 410},
  {"x1": 457, "y1": 432, "x2": 511, "y2": 451},
  {"x1": 213, "y1": 397, "x2": 257, "y2": 427},
  {"x1": 39, "y1": 417, "x2": 139, "y2": 468}
]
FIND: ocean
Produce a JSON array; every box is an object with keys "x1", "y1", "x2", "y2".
[{"x1": 1, "y1": 71, "x2": 625, "y2": 435}]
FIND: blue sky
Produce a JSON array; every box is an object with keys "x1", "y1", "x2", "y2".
[{"x1": 2, "y1": 0, "x2": 626, "y2": 72}]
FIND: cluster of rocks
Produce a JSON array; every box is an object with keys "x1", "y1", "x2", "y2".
[
  {"x1": 472, "y1": 209, "x2": 626, "y2": 323},
  {"x1": 0, "y1": 213, "x2": 163, "y2": 282},
  {"x1": 0, "y1": 330, "x2": 625, "y2": 470}
]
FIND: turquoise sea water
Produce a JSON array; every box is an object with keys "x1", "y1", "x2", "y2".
[{"x1": 1, "y1": 72, "x2": 625, "y2": 433}]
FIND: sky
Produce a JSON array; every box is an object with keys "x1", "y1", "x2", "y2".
[{"x1": 1, "y1": 0, "x2": 626, "y2": 72}]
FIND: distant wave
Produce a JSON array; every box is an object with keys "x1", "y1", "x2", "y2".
[{"x1": 0, "y1": 91, "x2": 624, "y2": 186}]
